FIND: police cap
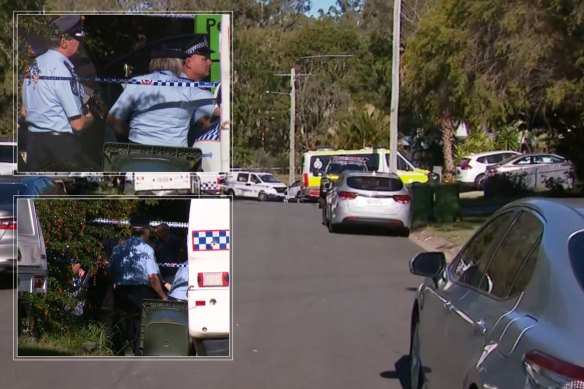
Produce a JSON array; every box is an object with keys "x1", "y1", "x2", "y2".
[
  {"x1": 151, "y1": 44, "x2": 187, "y2": 59},
  {"x1": 183, "y1": 35, "x2": 214, "y2": 57},
  {"x1": 50, "y1": 15, "x2": 85, "y2": 39},
  {"x1": 129, "y1": 215, "x2": 151, "y2": 229}
]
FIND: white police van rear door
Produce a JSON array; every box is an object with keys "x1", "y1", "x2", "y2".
[{"x1": 187, "y1": 198, "x2": 230, "y2": 356}]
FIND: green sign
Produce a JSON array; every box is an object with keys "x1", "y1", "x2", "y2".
[{"x1": 194, "y1": 14, "x2": 222, "y2": 83}]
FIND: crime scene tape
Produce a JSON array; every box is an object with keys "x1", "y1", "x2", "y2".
[
  {"x1": 91, "y1": 218, "x2": 188, "y2": 228},
  {"x1": 23, "y1": 75, "x2": 219, "y2": 89},
  {"x1": 158, "y1": 263, "x2": 188, "y2": 268}
]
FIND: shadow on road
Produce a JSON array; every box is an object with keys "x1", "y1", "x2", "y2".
[
  {"x1": 380, "y1": 355, "x2": 411, "y2": 388},
  {"x1": 405, "y1": 287, "x2": 418, "y2": 292},
  {"x1": 336, "y1": 226, "x2": 407, "y2": 238}
]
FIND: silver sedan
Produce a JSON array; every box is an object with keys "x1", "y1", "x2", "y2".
[
  {"x1": 322, "y1": 171, "x2": 412, "y2": 236},
  {"x1": 408, "y1": 197, "x2": 584, "y2": 389}
]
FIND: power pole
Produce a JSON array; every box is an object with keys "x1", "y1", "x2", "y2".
[
  {"x1": 389, "y1": 0, "x2": 401, "y2": 173},
  {"x1": 289, "y1": 67, "x2": 296, "y2": 186}
]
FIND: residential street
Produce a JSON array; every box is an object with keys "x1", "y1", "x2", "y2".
[{"x1": 1, "y1": 200, "x2": 424, "y2": 389}]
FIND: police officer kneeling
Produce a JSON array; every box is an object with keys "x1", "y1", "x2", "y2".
[{"x1": 107, "y1": 216, "x2": 168, "y2": 356}]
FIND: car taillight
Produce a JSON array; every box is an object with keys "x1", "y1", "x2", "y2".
[
  {"x1": 303, "y1": 172, "x2": 309, "y2": 187},
  {"x1": 460, "y1": 159, "x2": 472, "y2": 170},
  {"x1": 217, "y1": 177, "x2": 225, "y2": 185},
  {"x1": 392, "y1": 195, "x2": 411, "y2": 204},
  {"x1": 197, "y1": 272, "x2": 229, "y2": 287},
  {"x1": 524, "y1": 351, "x2": 584, "y2": 388},
  {"x1": 338, "y1": 191, "x2": 358, "y2": 200},
  {"x1": 0, "y1": 219, "x2": 16, "y2": 230}
]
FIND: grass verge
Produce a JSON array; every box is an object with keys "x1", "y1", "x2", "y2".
[
  {"x1": 18, "y1": 322, "x2": 114, "y2": 357},
  {"x1": 413, "y1": 216, "x2": 487, "y2": 248}
]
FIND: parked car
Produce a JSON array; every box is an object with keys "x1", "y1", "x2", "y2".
[
  {"x1": 0, "y1": 176, "x2": 66, "y2": 277},
  {"x1": 284, "y1": 180, "x2": 305, "y2": 203},
  {"x1": 456, "y1": 150, "x2": 520, "y2": 189},
  {"x1": 408, "y1": 197, "x2": 584, "y2": 389},
  {"x1": 322, "y1": 171, "x2": 411, "y2": 236},
  {"x1": 222, "y1": 171, "x2": 287, "y2": 201},
  {"x1": 0, "y1": 141, "x2": 17, "y2": 175},
  {"x1": 485, "y1": 153, "x2": 574, "y2": 191}
]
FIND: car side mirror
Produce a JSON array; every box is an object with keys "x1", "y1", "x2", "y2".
[{"x1": 409, "y1": 252, "x2": 446, "y2": 279}]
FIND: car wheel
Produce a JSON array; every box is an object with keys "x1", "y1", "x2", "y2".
[
  {"x1": 401, "y1": 228, "x2": 410, "y2": 238},
  {"x1": 227, "y1": 189, "x2": 235, "y2": 198},
  {"x1": 474, "y1": 174, "x2": 486, "y2": 190},
  {"x1": 410, "y1": 319, "x2": 425, "y2": 389},
  {"x1": 258, "y1": 191, "x2": 267, "y2": 202}
]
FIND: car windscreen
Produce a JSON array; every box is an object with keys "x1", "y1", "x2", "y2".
[
  {"x1": 0, "y1": 145, "x2": 14, "y2": 163},
  {"x1": 569, "y1": 230, "x2": 584, "y2": 291},
  {"x1": 310, "y1": 153, "x2": 379, "y2": 176},
  {"x1": 0, "y1": 184, "x2": 27, "y2": 212},
  {"x1": 258, "y1": 174, "x2": 280, "y2": 183},
  {"x1": 326, "y1": 163, "x2": 368, "y2": 175},
  {"x1": 347, "y1": 176, "x2": 404, "y2": 192}
]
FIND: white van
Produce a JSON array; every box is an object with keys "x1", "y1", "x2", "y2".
[
  {"x1": 187, "y1": 198, "x2": 230, "y2": 356},
  {"x1": 222, "y1": 171, "x2": 287, "y2": 201},
  {"x1": 17, "y1": 199, "x2": 47, "y2": 294}
]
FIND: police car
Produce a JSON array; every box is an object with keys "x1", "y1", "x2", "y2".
[{"x1": 221, "y1": 171, "x2": 287, "y2": 201}]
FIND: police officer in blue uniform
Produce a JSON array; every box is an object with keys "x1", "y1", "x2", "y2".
[
  {"x1": 168, "y1": 263, "x2": 188, "y2": 301},
  {"x1": 108, "y1": 215, "x2": 167, "y2": 356},
  {"x1": 179, "y1": 35, "x2": 220, "y2": 146},
  {"x1": 107, "y1": 43, "x2": 215, "y2": 148},
  {"x1": 21, "y1": 15, "x2": 96, "y2": 172}
]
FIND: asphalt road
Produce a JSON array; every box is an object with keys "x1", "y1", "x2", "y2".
[{"x1": 0, "y1": 200, "x2": 424, "y2": 389}]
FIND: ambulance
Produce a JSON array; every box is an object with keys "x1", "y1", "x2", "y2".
[
  {"x1": 301, "y1": 147, "x2": 436, "y2": 200},
  {"x1": 187, "y1": 197, "x2": 231, "y2": 356}
]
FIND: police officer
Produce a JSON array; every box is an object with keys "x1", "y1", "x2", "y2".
[
  {"x1": 168, "y1": 263, "x2": 188, "y2": 301},
  {"x1": 180, "y1": 35, "x2": 220, "y2": 146},
  {"x1": 21, "y1": 15, "x2": 96, "y2": 172},
  {"x1": 108, "y1": 216, "x2": 167, "y2": 356},
  {"x1": 107, "y1": 43, "x2": 215, "y2": 147}
]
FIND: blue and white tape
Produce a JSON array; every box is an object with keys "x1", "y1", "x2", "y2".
[
  {"x1": 23, "y1": 75, "x2": 218, "y2": 89},
  {"x1": 91, "y1": 218, "x2": 188, "y2": 228}
]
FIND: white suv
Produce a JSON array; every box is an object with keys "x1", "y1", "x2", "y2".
[{"x1": 456, "y1": 150, "x2": 520, "y2": 189}]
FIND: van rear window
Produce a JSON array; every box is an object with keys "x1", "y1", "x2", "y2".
[
  {"x1": 347, "y1": 176, "x2": 403, "y2": 192},
  {"x1": 569, "y1": 231, "x2": 584, "y2": 291},
  {"x1": 309, "y1": 153, "x2": 379, "y2": 176}
]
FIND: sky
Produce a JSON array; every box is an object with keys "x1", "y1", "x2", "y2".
[{"x1": 308, "y1": 0, "x2": 337, "y2": 17}]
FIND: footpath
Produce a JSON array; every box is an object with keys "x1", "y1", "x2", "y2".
[{"x1": 407, "y1": 191, "x2": 503, "y2": 261}]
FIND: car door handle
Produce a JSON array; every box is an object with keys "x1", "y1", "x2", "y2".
[{"x1": 473, "y1": 319, "x2": 488, "y2": 335}]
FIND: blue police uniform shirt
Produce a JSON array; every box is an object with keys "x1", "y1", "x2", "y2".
[
  {"x1": 22, "y1": 49, "x2": 84, "y2": 133},
  {"x1": 169, "y1": 264, "x2": 188, "y2": 301},
  {"x1": 178, "y1": 72, "x2": 217, "y2": 146},
  {"x1": 108, "y1": 236, "x2": 160, "y2": 286},
  {"x1": 108, "y1": 70, "x2": 214, "y2": 147}
]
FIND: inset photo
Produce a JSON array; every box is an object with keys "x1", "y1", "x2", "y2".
[
  {"x1": 16, "y1": 13, "x2": 231, "y2": 174},
  {"x1": 15, "y1": 196, "x2": 231, "y2": 358}
]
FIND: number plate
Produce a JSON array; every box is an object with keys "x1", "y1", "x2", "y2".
[{"x1": 366, "y1": 198, "x2": 383, "y2": 205}]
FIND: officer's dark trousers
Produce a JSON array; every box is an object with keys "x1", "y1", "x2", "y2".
[
  {"x1": 113, "y1": 285, "x2": 157, "y2": 356},
  {"x1": 26, "y1": 131, "x2": 97, "y2": 172}
]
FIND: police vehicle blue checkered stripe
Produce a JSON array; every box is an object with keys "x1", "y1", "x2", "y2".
[
  {"x1": 24, "y1": 75, "x2": 218, "y2": 89},
  {"x1": 194, "y1": 128, "x2": 220, "y2": 142},
  {"x1": 193, "y1": 230, "x2": 230, "y2": 250}
]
